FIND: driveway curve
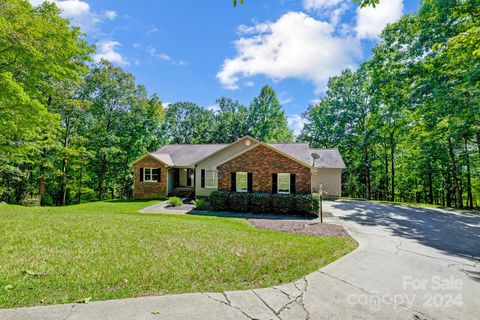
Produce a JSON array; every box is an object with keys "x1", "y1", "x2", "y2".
[{"x1": 1, "y1": 200, "x2": 479, "y2": 320}]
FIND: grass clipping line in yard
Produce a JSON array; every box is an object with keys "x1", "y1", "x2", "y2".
[{"x1": 0, "y1": 200, "x2": 356, "y2": 308}]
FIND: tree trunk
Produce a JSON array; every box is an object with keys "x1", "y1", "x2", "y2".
[
  {"x1": 39, "y1": 174, "x2": 45, "y2": 206},
  {"x1": 476, "y1": 131, "x2": 480, "y2": 155},
  {"x1": 448, "y1": 137, "x2": 463, "y2": 208},
  {"x1": 464, "y1": 137, "x2": 473, "y2": 210},
  {"x1": 59, "y1": 157, "x2": 68, "y2": 205},
  {"x1": 384, "y1": 150, "x2": 389, "y2": 201},
  {"x1": 364, "y1": 145, "x2": 371, "y2": 200},
  {"x1": 390, "y1": 131, "x2": 395, "y2": 202},
  {"x1": 98, "y1": 155, "x2": 107, "y2": 200},
  {"x1": 428, "y1": 163, "x2": 433, "y2": 204},
  {"x1": 77, "y1": 157, "x2": 84, "y2": 204}
]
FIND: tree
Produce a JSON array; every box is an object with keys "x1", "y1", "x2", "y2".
[
  {"x1": 162, "y1": 102, "x2": 215, "y2": 144},
  {"x1": 81, "y1": 60, "x2": 163, "y2": 200},
  {"x1": 0, "y1": 0, "x2": 92, "y2": 204},
  {"x1": 248, "y1": 86, "x2": 294, "y2": 143},
  {"x1": 211, "y1": 97, "x2": 250, "y2": 143}
]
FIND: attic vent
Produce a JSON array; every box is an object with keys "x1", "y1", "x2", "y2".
[{"x1": 311, "y1": 153, "x2": 320, "y2": 167}]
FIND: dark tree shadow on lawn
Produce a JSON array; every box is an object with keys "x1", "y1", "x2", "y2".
[{"x1": 329, "y1": 200, "x2": 480, "y2": 263}]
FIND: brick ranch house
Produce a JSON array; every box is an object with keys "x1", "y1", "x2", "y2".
[{"x1": 132, "y1": 136, "x2": 345, "y2": 199}]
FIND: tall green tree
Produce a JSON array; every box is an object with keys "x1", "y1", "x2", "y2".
[
  {"x1": 81, "y1": 61, "x2": 163, "y2": 200},
  {"x1": 211, "y1": 97, "x2": 250, "y2": 143},
  {"x1": 162, "y1": 102, "x2": 215, "y2": 144},
  {"x1": 248, "y1": 85, "x2": 294, "y2": 143}
]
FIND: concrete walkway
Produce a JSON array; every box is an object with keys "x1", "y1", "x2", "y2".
[{"x1": 1, "y1": 200, "x2": 479, "y2": 320}]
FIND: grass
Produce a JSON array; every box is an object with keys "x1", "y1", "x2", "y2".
[{"x1": 0, "y1": 200, "x2": 356, "y2": 308}]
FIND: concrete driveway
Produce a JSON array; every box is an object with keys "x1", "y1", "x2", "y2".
[{"x1": 1, "y1": 200, "x2": 479, "y2": 320}]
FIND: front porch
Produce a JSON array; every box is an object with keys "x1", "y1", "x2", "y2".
[{"x1": 168, "y1": 168, "x2": 195, "y2": 198}]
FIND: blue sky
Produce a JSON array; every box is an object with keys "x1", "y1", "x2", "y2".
[{"x1": 32, "y1": 0, "x2": 420, "y2": 134}]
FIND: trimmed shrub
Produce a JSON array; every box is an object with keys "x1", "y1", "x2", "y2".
[
  {"x1": 272, "y1": 194, "x2": 295, "y2": 214},
  {"x1": 250, "y1": 193, "x2": 271, "y2": 213},
  {"x1": 167, "y1": 196, "x2": 183, "y2": 207},
  {"x1": 295, "y1": 193, "x2": 320, "y2": 217},
  {"x1": 209, "y1": 190, "x2": 229, "y2": 211},
  {"x1": 193, "y1": 198, "x2": 208, "y2": 210},
  {"x1": 229, "y1": 192, "x2": 250, "y2": 212}
]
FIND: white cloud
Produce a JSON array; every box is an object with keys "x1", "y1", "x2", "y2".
[
  {"x1": 287, "y1": 114, "x2": 307, "y2": 136},
  {"x1": 206, "y1": 105, "x2": 220, "y2": 113},
  {"x1": 278, "y1": 91, "x2": 293, "y2": 105},
  {"x1": 303, "y1": 0, "x2": 350, "y2": 26},
  {"x1": 146, "y1": 26, "x2": 158, "y2": 36},
  {"x1": 217, "y1": 12, "x2": 360, "y2": 91},
  {"x1": 303, "y1": 0, "x2": 344, "y2": 11},
  {"x1": 104, "y1": 10, "x2": 117, "y2": 20},
  {"x1": 93, "y1": 40, "x2": 129, "y2": 65},
  {"x1": 355, "y1": 0, "x2": 404, "y2": 39},
  {"x1": 29, "y1": 0, "x2": 119, "y2": 32},
  {"x1": 147, "y1": 47, "x2": 188, "y2": 66}
]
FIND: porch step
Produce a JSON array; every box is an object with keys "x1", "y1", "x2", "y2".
[{"x1": 171, "y1": 187, "x2": 194, "y2": 198}]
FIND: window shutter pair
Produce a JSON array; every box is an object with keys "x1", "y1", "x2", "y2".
[
  {"x1": 271, "y1": 173, "x2": 296, "y2": 194},
  {"x1": 201, "y1": 169, "x2": 205, "y2": 188},
  {"x1": 230, "y1": 172, "x2": 253, "y2": 192},
  {"x1": 139, "y1": 168, "x2": 161, "y2": 182}
]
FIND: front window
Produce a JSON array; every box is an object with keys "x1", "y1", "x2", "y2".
[
  {"x1": 278, "y1": 173, "x2": 290, "y2": 194},
  {"x1": 144, "y1": 168, "x2": 158, "y2": 182},
  {"x1": 205, "y1": 170, "x2": 217, "y2": 188},
  {"x1": 236, "y1": 172, "x2": 248, "y2": 192}
]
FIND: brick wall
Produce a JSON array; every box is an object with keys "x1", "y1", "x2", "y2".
[
  {"x1": 133, "y1": 156, "x2": 168, "y2": 199},
  {"x1": 217, "y1": 145, "x2": 311, "y2": 193}
]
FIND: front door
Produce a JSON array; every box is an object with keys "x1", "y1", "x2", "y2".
[{"x1": 174, "y1": 168, "x2": 180, "y2": 187}]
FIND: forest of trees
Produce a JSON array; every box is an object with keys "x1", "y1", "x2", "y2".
[{"x1": 1, "y1": 0, "x2": 479, "y2": 209}]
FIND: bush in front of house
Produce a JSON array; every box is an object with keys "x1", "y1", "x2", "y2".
[
  {"x1": 250, "y1": 193, "x2": 271, "y2": 213},
  {"x1": 272, "y1": 194, "x2": 295, "y2": 214},
  {"x1": 295, "y1": 193, "x2": 320, "y2": 217},
  {"x1": 229, "y1": 192, "x2": 250, "y2": 212},
  {"x1": 193, "y1": 198, "x2": 208, "y2": 210},
  {"x1": 209, "y1": 191, "x2": 320, "y2": 217},
  {"x1": 209, "y1": 190, "x2": 230, "y2": 210},
  {"x1": 168, "y1": 196, "x2": 183, "y2": 207}
]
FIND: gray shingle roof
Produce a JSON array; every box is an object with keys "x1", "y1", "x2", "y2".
[
  {"x1": 309, "y1": 148, "x2": 346, "y2": 168},
  {"x1": 152, "y1": 144, "x2": 228, "y2": 166},
  {"x1": 151, "y1": 142, "x2": 345, "y2": 169}
]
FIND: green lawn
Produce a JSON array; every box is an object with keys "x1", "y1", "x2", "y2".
[{"x1": 0, "y1": 200, "x2": 356, "y2": 308}]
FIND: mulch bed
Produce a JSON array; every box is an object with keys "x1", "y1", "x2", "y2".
[
  {"x1": 248, "y1": 219, "x2": 349, "y2": 237},
  {"x1": 164, "y1": 204, "x2": 194, "y2": 211}
]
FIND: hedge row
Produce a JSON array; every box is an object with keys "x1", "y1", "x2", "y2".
[{"x1": 209, "y1": 191, "x2": 320, "y2": 217}]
